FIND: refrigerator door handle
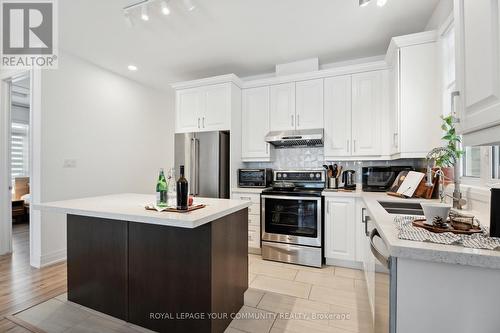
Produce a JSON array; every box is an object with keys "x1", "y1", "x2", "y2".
[
  {"x1": 195, "y1": 138, "x2": 200, "y2": 196},
  {"x1": 190, "y1": 138, "x2": 196, "y2": 195}
]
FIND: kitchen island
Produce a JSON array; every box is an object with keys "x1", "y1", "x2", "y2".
[{"x1": 34, "y1": 193, "x2": 250, "y2": 333}]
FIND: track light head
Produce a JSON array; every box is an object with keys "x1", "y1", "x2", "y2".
[
  {"x1": 123, "y1": 10, "x2": 134, "y2": 27},
  {"x1": 161, "y1": 1, "x2": 170, "y2": 15},
  {"x1": 377, "y1": 0, "x2": 387, "y2": 6},
  {"x1": 141, "y1": 5, "x2": 149, "y2": 21},
  {"x1": 183, "y1": 0, "x2": 196, "y2": 11},
  {"x1": 359, "y1": 0, "x2": 371, "y2": 6}
]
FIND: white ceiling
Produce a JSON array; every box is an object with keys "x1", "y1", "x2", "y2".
[{"x1": 60, "y1": 0, "x2": 440, "y2": 90}]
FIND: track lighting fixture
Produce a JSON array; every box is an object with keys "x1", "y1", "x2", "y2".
[
  {"x1": 123, "y1": 0, "x2": 196, "y2": 26},
  {"x1": 377, "y1": 0, "x2": 387, "y2": 7},
  {"x1": 359, "y1": 0, "x2": 371, "y2": 6}
]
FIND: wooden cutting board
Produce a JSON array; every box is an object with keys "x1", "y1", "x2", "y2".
[{"x1": 412, "y1": 219, "x2": 483, "y2": 235}]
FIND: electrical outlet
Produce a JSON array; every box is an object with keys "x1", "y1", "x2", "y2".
[{"x1": 63, "y1": 159, "x2": 77, "y2": 168}]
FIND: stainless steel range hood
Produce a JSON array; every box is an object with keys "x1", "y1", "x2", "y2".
[{"x1": 265, "y1": 129, "x2": 324, "y2": 148}]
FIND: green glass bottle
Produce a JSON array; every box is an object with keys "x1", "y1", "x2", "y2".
[{"x1": 156, "y1": 168, "x2": 168, "y2": 207}]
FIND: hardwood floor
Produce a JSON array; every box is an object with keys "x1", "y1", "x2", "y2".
[{"x1": 0, "y1": 223, "x2": 67, "y2": 331}]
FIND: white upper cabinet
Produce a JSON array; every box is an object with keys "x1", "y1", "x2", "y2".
[
  {"x1": 399, "y1": 42, "x2": 441, "y2": 156},
  {"x1": 351, "y1": 71, "x2": 383, "y2": 156},
  {"x1": 295, "y1": 79, "x2": 324, "y2": 130},
  {"x1": 176, "y1": 88, "x2": 203, "y2": 133},
  {"x1": 455, "y1": 0, "x2": 500, "y2": 144},
  {"x1": 242, "y1": 87, "x2": 271, "y2": 161},
  {"x1": 325, "y1": 198, "x2": 356, "y2": 262},
  {"x1": 270, "y1": 83, "x2": 296, "y2": 131},
  {"x1": 203, "y1": 83, "x2": 231, "y2": 131},
  {"x1": 388, "y1": 49, "x2": 400, "y2": 155},
  {"x1": 386, "y1": 32, "x2": 441, "y2": 158},
  {"x1": 324, "y1": 75, "x2": 352, "y2": 158},
  {"x1": 175, "y1": 82, "x2": 235, "y2": 133}
]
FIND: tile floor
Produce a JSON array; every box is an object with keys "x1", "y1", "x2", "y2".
[{"x1": 12, "y1": 254, "x2": 387, "y2": 333}]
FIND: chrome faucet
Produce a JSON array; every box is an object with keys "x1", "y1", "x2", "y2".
[{"x1": 425, "y1": 147, "x2": 466, "y2": 210}]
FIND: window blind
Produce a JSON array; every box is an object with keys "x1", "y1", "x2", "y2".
[{"x1": 11, "y1": 123, "x2": 29, "y2": 178}]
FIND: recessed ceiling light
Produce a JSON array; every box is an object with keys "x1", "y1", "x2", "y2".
[
  {"x1": 359, "y1": 0, "x2": 371, "y2": 6},
  {"x1": 161, "y1": 1, "x2": 171, "y2": 15},
  {"x1": 128, "y1": 65, "x2": 138, "y2": 71},
  {"x1": 377, "y1": 0, "x2": 388, "y2": 7},
  {"x1": 141, "y1": 5, "x2": 149, "y2": 21}
]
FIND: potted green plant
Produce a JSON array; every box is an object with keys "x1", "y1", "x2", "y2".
[{"x1": 435, "y1": 115, "x2": 463, "y2": 184}]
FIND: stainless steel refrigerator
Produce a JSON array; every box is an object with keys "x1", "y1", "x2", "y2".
[{"x1": 174, "y1": 131, "x2": 230, "y2": 199}]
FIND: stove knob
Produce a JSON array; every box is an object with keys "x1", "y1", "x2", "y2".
[
  {"x1": 316, "y1": 173, "x2": 321, "y2": 179},
  {"x1": 283, "y1": 174, "x2": 287, "y2": 178},
  {"x1": 309, "y1": 173, "x2": 314, "y2": 178},
  {"x1": 277, "y1": 174, "x2": 282, "y2": 178}
]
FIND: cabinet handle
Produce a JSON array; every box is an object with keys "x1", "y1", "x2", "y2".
[
  {"x1": 347, "y1": 140, "x2": 350, "y2": 153},
  {"x1": 291, "y1": 115, "x2": 295, "y2": 127},
  {"x1": 202, "y1": 117, "x2": 205, "y2": 128},
  {"x1": 197, "y1": 118, "x2": 200, "y2": 129},
  {"x1": 362, "y1": 207, "x2": 366, "y2": 223},
  {"x1": 451, "y1": 91, "x2": 460, "y2": 122},
  {"x1": 365, "y1": 216, "x2": 370, "y2": 237},
  {"x1": 393, "y1": 133, "x2": 398, "y2": 147},
  {"x1": 266, "y1": 143, "x2": 269, "y2": 154},
  {"x1": 353, "y1": 140, "x2": 357, "y2": 153},
  {"x1": 240, "y1": 196, "x2": 251, "y2": 201},
  {"x1": 297, "y1": 114, "x2": 300, "y2": 127},
  {"x1": 326, "y1": 202, "x2": 329, "y2": 214}
]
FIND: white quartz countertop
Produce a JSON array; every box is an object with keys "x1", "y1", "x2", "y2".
[
  {"x1": 33, "y1": 193, "x2": 251, "y2": 229},
  {"x1": 323, "y1": 189, "x2": 499, "y2": 269}
]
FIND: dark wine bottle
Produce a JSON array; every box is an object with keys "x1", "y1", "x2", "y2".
[{"x1": 176, "y1": 165, "x2": 189, "y2": 210}]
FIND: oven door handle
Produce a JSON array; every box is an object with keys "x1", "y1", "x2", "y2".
[
  {"x1": 370, "y1": 228, "x2": 390, "y2": 269},
  {"x1": 261, "y1": 195, "x2": 321, "y2": 201}
]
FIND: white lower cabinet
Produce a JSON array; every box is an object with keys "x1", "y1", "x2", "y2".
[
  {"x1": 232, "y1": 190, "x2": 262, "y2": 253},
  {"x1": 324, "y1": 198, "x2": 356, "y2": 261}
]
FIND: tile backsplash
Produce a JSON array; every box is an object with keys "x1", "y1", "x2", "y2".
[{"x1": 244, "y1": 147, "x2": 427, "y2": 183}]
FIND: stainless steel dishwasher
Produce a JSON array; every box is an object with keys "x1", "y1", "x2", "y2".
[{"x1": 369, "y1": 226, "x2": 397, "y2": 333}]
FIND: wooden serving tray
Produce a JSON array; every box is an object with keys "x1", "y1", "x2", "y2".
[
  {"x1": 412, "y1": 219, "x2": 483, "y2": 235},
  {"x1": 145, "y1": 204, "x2": 206, "y2": 213}
]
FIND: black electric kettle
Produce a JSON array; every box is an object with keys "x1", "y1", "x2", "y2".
[{"x1": 342, "y1": 170, "x2": 356, "y2": 190}]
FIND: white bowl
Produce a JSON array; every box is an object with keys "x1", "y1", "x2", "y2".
[{"x1": 420, "y1": 203, "x2": 452, "y2": 225}]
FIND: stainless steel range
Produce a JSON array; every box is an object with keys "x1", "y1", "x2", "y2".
[{"x1": 261, "y1": 170, "x2": 326, "y2": 268}]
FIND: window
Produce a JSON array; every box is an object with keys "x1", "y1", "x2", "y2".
[
  {"x1": 493, "y1": 146, "x2": 500, "y2": 179},
  {"x1": 11, "y1": 122, "x2": 29, "y2": 178},
  {"x1": 462, "y1": 146, "x2": 481, "y2": 178}
]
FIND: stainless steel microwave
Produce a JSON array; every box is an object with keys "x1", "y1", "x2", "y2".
[
  {"x1": 238, "y1": 169, "x2": 273, "y2": 188},
  {"x1": 362, "y1": 166, "x2": 414, "y2": 192}
]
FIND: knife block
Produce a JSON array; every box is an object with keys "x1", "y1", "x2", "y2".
[{"x1": 490, "y1": 188, "x2": 500, "y2": 238}]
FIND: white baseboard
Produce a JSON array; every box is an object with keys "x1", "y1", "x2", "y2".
[
  {"x1": 325, "y1": 258, "x2": 363, "y2": 269},
  {"x1": 31, "y1": 248, "x2": 67, "y2": 268}
]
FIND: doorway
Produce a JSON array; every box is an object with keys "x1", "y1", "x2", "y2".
[{"x1": 0, "y1": 71, "x2": 31, "y2": 258}]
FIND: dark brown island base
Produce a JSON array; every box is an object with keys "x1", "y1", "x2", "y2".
[{"x1": 35, "y1": 194, "x2": 250, "y2": 333}]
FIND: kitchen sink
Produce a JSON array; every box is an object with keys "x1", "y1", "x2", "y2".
[{"x1": 378, "y1": 201, "x2": 424, "y2": 216}]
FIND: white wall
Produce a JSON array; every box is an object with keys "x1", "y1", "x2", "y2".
[
  {"x1": 31, "y1": 53, "x2": 175, "y2": 267},
  {"x1": 425, "y1": 0, "x2": 453, "y2": 30}
]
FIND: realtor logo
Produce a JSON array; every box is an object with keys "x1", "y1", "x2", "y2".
[{"x1": 1, "y1": 0, "x2": 58, "y2": 68}]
